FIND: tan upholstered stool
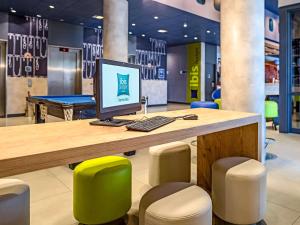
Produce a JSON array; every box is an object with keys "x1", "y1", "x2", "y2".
[
  {"x1": 0, "y1": 179, "x2": 30, "y2": 225},
  {"x1": 149, "y1": 142, "x2": 191, "y2": 186},
  {"x1": 139, "y1": 182, "x2": 212, "y2": 225},
  {"x1": 212, "y1": 157, "x2": 267, "y2": 225}
]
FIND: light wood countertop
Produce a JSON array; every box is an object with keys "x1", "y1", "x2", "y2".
[{"x1": 0, "y1": 108, "x2": 261, "y2": 177}]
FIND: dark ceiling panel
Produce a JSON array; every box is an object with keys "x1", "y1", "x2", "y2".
[{"x1": 0, "y1": 0, "x2": 278, "y2": 46}]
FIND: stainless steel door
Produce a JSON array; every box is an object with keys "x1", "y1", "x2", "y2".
[
  {"x1": 0, "y1": 41, "x2": 6, "y2": 117},
  {"x1": 63, "y1": 51, "x2": 77, "y2": 95},
  {"x1": 48, "y1": 47, "x2": 82, "y2": 96},
  {"x1": 48, "y1": 47, "x2": 64, "y2": 95}
]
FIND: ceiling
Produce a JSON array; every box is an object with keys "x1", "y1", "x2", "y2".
[{"x1": 0, "y1": 0, "x2": 278, "y2": 46}]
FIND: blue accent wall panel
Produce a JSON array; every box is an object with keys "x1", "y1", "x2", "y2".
[
  {"x1": 8, "y1": 15, "x2": 48, "y2": 77},
  {"x1": 83, "y1": 27, "x2": 102, "y2": 79},
  {"x1": 136, "y1": 37, "x2": 167, "y2": 80}
]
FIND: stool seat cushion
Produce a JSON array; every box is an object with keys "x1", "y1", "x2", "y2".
[
  {"x1": 212, "y1": 157, "x2": 267, "y2": 225},
  {"x1": 0, "y1": 179, "x2": 30, "y2": 225},
  {"x1": 149, "y1": 142, "x2": 191, "y2": 186},
  {"x1": 191, "y1": 101, "x2": 218, "y2": 109},
  {"x1": 140, "y1": 182, "x2": 212, "y2": 225},
  {"x1": 74, "y1": 156, "x2": 132, "y2": 225}
]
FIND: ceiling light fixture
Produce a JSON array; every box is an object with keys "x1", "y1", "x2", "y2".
[
  {"x1": 49, "y1": 5, "x2": 55, "y2": 9},
  {"x1": 10, "y1": 8, "x2": 16, "y2": 13},
  {"x1": 132, "y1": 23, "x2": 136, "y2": 26},
  {"x1": 142, "y1": 34, "x2": 146, "y2": 37},
  {"x1": 98, "y1": 25, "x2": 102, "y2": 29},
  {"x1": 93, "y1": 15, "x2": 104, "y2": 20},
  {"x1": 129, "y1": 31, "x2": 133, "y2": 35},
  {"x1": 36, "y1": 14, "x2": 42, "y2": 18},
  {"x1": 194, "y1": 37, "x2": 198, "y2": 40},
  {"x1": 206, "y1": 30, "x2": 211, "y2": 34},
  {"x1": 154, "y1": 16, "x2": 159, "y2": 20},
  {"x1": 158, "y1": 29, "x2": 168, "y2": 33},
  {"x1": 80, "y1": 22, "x2": 84, "y2": 26},
  {"x1": 183, "y1": 23, "x2": 188, "y2": 28},
  {"x1": 184, "y1": 34, "x2": 188, "y2": 38}
]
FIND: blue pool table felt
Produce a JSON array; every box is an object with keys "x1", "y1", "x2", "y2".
[{"x1": 31, "y1": 95, "x2": 96, "y2": 105}]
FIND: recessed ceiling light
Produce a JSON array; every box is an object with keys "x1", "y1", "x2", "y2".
[
  {"x1": 60, "y1": 19, "x2": 64, "y2": 22},
  {"x1": 98, "y1": 25, "x2": 102, "y2": 29},
  {"x1": 80, "y1": 22, "x2": 84, "y2": 25},
  {"x1": 132, "y1": 23, "x2": 136, "y2": 26},
  {"x1": 10, "y1": 8, "x2": 16, "y2": 13},
  {"x1": 93, "y1": 15, "x2": 104, "y2": 20},
  {"x1": 154, "y1": 16, "x2": 159, "y2": 20},
  {"x1": 183, "y1": 23, "x2": 188, "y2": 28},
  {"x1": 206, "y1": 30, "x2": 211, "y2": 34},
  {"x1": 158, "y1": 29, "x2": 168, "y2": 33},
  {"x1": 36, "y1": 14, "x2": 42, "y2": 18},
  {"x1": 194, "y1": 37, "x2": 198, "y2": 40},
  {"x1": 129, "y1": 31, "x2": 133, "y2": 35},
  {"x1": 142, "y1": 34, "x2": 146, "y2": 37},
  {"x1": 184, "y1": 34, "x2": 188, "y2": 38},
  {"x1": 49, "y1": 5, "x2": 55, "y2": 9}
]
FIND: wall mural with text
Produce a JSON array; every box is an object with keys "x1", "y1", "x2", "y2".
[
  {"x1": 83, "y1": 27, "x2": 103, "y2": 79},
  {"x1": 8, "y1": 15, "x2": 48, "y2": 77},
  {"x1": 136, "y1": 38, "x2": 167, "y2": 80}
]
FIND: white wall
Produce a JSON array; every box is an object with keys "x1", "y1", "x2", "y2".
[
  {"x1": 152, "y1": 0, "x2": 220, "y2": 22},
  {"x1": 142, "y1": 80, "x2": 167, "y2": 106},
  {"x1": 279, "y1": 0, "x2": 300, "y2": 7}
]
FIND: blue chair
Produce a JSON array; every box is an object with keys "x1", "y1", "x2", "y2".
[
  {"x1": 212, "y1": 89, "x2": 221, "y2": 100},
  {"x1": 191, "y1": 101, "x2": 219, "y2": 109}
]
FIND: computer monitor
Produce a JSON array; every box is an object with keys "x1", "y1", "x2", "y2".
[{"x1": 93, "y1": 59, "x2": 141, "y2": 125}]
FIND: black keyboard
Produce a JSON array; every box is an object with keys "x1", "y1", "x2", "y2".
[{"x1": 126, "y1": 116, "x2": 176, "y2": 132}]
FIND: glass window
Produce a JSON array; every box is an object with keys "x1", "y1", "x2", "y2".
[
  {"x1": 292, "y1": 13, "x2": 300, "y2": 94},
  {"x1": 291, "y1": 12, "x2": 300, "y2": 131}
]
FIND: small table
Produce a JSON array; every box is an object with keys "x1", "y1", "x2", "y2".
[{"x1": 27, "y1": 95, "x2": 96, "y2": 123}]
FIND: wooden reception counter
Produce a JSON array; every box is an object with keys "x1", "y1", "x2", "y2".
[{"x1": 0, "y1": 108, "x2": 262, "y2": 190}]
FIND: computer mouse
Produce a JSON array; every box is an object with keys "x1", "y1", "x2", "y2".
[{"x1": 183, "y1": 114, "x2": 198, "y2": 120}]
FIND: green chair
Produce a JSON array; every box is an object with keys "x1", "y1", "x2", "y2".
[
  {"x1": 265, "y1": 101, "x2": 279, "y2": 130},
  {"x1": 214, "y1": 98, "x2": 222, "y2": 109},
  {"x1": 73, "y1": 156, "x2": 132, "y2": 225}
]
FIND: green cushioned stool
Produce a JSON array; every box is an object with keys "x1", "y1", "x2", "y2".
[
  {"x1": 73, "y1": 156, "x2": 132, "y2": 225},
  {"x1": 214, "y1": 98, "x2": 222, "y2": 109}
]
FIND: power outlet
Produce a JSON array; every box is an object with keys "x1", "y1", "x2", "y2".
[{"x1": 28, "y1": 79, "x2": 32, "y2": 88}]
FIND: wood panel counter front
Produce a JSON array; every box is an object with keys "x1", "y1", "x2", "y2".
[{"x1": 0, "y1": 108, "x2": 262, "y2": 190}]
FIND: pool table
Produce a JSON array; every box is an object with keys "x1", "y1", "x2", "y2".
[{"x1": 27, "y1": 95, "x2": 97, "y2": 123}]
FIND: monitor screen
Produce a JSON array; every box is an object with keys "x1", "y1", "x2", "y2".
[
  {"x1": 95, "y1": 59, "x2": 141, "y2": 120},
  {"x1": 102, "y1": 63, "x2": 140, "y2": 108}
]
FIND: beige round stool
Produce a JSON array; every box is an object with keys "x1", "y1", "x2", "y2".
[
  {"x1": 139, "y1": 182, "x2": 212, "y2": 225},
  {"x1": 0, "y1": 179, "x2": 30, "y2": 225},
  {"x1": 212, "y1": 157, "x2": 267, "y2": 225},
  {"x1": 149, "y1": 142, "x2": 191, "y2": 186}
]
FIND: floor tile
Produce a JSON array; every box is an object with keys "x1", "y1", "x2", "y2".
[
  {"x1": 31, "y1": 192, "x2": 76, "y2": 225},
  {"x1": 48, "y1": 166, "x2": 73, "y2": 191},
  {"x1": 265, "y1": 202, "x2": 300, "y2": 225},
  {"x1": 293, "y1": 216, "x2": 300, "y2": 225},
  {"x1": 25, "y1": 172, "x2": 70, "y2": 203}
]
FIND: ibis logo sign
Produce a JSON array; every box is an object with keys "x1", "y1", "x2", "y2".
[
  {"x1": 117, "y1": 73, "x2": 130, "y2": 96},
  {"x1": 186, "y1": 43, "x2": 201, "y2": 103}
]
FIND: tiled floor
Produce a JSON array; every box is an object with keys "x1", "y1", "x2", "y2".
[{"x1": 1, "y1": 104, "x2": 300, "y2": 225}]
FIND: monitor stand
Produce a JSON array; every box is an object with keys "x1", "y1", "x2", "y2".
[{"x1": 90, "y1": 118, "x2": 134, "y2": 127}]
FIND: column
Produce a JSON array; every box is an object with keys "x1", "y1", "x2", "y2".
[
  {"x1": 221, "y1": 0, "x2": 265, "y2": 161},
  {"x1": 103, "y1": 0, "x2": 128, "y2": 62}
]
